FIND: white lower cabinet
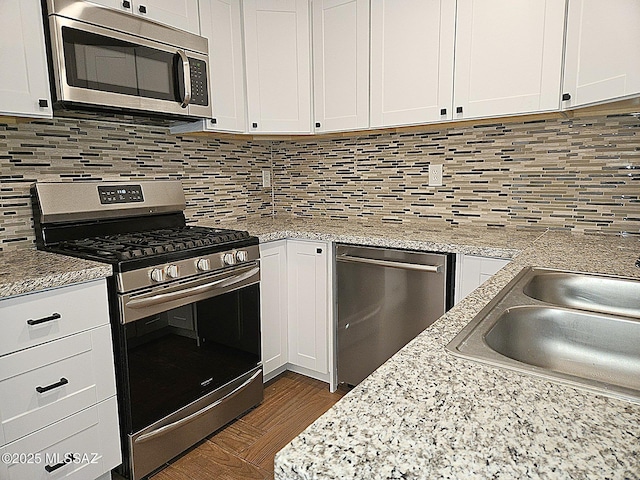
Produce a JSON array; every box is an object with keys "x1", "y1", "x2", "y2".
[
  {"x1": 286, "y1": 240, "x2": 329, "y2": 377},
  {"x1": 259, "y1": 241, "x2": 289, "y2": 380},
  {"x1": 260, "y1": 239, "x2": 332, "y2": 386},
  {"x1": 0, "y1": 279, "x2": 120, "y2": 480},
  {"x1": 0, "y1": 398, "x2": 120, "y2": 480},
  {"x1": 455, "y1": 254, "x2": 510, "y2": 304}
]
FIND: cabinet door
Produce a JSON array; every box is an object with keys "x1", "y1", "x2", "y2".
[
  {"x1": 0, "y1": 0, "x2": 52, "y2": 119},
  {"x1": 199, "y1": 0, "x2": 247, "y2": 132},
  {"x1": 0, "y1": 397, "x2": 120, "y2": 479},
  {"x1": 137, "y1": 0, "x2": 201, "y2": 34},
  {"x1": 0, "y1": 325, "x2": 116, "y2": 444},
  {"x1": 312, "y1": 0, "x2": 369, "y2": 133},
  {"x1": 563, "y1": 0, "x2": 640, "y2": 108},
  {"x1": 243, "y1": 0, "x2": 312, "y2": 134},
  {"x1": 87, "y1": 0, "x2": 200, "y2": 34},
  {"x1": 455, "y1": 254, "x2": 510, "y2": 304},
  {"x1": 259, "y1": 241, "x2": 288, "y2": 380},
  {"x1": 370, "y1": 0, "x2": 456, "y2": 128},
  {"x1": 453, "y1": 0, "x2": 565, "y2": 120},
  {"x1": 286, "y1": 240, "x2": 328, "y2": 374},
  {"x1": 0, "y1": 280, "x2": 109, "y2": 357}
]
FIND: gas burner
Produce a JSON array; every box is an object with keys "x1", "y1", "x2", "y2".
[{"x1": 56, "y1": 226, "x2": 251, "y2": 262}]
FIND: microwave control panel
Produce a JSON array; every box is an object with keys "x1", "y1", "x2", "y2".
[{"x1": 189, "y1": 59, "x2": 209, "y2": 106}]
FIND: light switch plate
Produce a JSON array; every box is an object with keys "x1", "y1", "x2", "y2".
[
  {"x1": 262, "y1": 169, "x2": 271, "y2": 188},
  {"x1": 429, "y1": 164, "x2": 443, "y2": 186}
]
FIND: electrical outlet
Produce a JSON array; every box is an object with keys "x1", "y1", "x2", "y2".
[
  {"x1": 262, "y1": 169, "x2": 271, "y2": 188},
  {"x1": 429, "y1": 164, "x2": 443, "y2": 187}
]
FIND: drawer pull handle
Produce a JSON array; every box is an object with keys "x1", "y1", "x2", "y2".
[
  {"x1": 36, "y1": 377, "x2": 68, "y2": 394},
  {"x1": 44, "y1": 459, "x2": 69, "y2": 473},
  {"x1": 27, "y1": 312, "x2": 61, "y2": 326}
]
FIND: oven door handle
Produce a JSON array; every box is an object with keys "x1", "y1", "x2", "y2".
[
  {"x1": 134, "y1": 368, "x2": 262, "y2": 444},
  {"x1": 126, "y1": 266, "x2": 259, "y2": 310}
]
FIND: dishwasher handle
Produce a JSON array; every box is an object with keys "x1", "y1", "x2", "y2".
[{"x1": 337, "y1": 254, "x2": 443, "y2": 273}]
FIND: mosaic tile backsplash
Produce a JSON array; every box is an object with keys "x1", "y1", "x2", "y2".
[
  {"x1": 0, "y1": 118, "x2": 272, "y2": 251},
  {"x1": 272, "y1": 114, "x2": 640, "y2": 234},
  {"x1": 1, "y1": 113, "x2": 639, "y2": 251}
]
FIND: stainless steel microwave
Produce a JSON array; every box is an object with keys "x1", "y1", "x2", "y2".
[{"x1": 46, "y1": 0, "x2": 212, "y2": 120}]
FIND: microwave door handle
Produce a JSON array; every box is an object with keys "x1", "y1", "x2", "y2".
[{"x1": 177, "y1": 49, "x2": 191, "y2": 107}]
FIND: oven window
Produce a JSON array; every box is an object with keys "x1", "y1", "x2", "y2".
[
  {"x1": 61, "y1": 27, "x2": 178, "y2": 101},
  {"x1": 124, "y1": 284, "x2": 260, "y2": 433}
]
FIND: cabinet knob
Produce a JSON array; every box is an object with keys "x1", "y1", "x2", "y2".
[
  {"x1": 38, "y1": 99, "x2": 48, "y2": 108},
  {"x1": 562, "y1": 93, "x2": 571, "y2": 101},
  {"x1": 316, "y1": 248, "x2": 323, "y2": 254},
  {"x1": 315, "y1": 122, "x2": 321, "y2": 128},
  {"x1": 211, "y1": 118, "x2": 217, "y2": 124},
  {"x1": 139, "y1": 4, "x2": 147, "y2": 13},
  {"x1": 252, "y1": 122, "x2": 258, "y2": 129},
  {"x1": 440, "y1": 108, "x2": 447, "y2": 115},
  {"x1": 122, "y1": 0, "x2": 131, "y2": 8},
  {"x1": 456, "y1": 106, "x2": 463, "y2": 114}
]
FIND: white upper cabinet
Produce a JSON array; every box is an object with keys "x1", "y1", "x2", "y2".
[
  {"x1": 0, "y1": 0, "x2": 52, "y2": 119},
  {"x1": 312, "y1": 0, "x2": 370, "y2": 133},
  {"x1": 199, "y1": 0, "x2": 246, "y2": 132},
  {"x1": 562, "y1": 0, "x2": 640, "y2": 109},
  {"x1": 243, "y1": 0, "x2": 312, "y2": 134},
  {"x1": 370, "y1": 0, "x2": 456, "y2": 128},
  {"x1": 87, "y1": 0, "x2": 200, "y2": 34},
  {"x1": 453, "y1": 0, "x2": 566, "y2": 120}
]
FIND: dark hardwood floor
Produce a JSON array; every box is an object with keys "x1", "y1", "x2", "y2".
[{"x1": 148, "y1": 372, "x2": 348, "y2": 480}]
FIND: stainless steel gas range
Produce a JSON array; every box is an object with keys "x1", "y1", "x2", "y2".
[{"x1": 31, "y1": 180, "x2": 263, "y2": 480}]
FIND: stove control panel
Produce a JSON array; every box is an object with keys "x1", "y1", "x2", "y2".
[
  {"x1": 141, "y1": 245, "x2": 260, "y2": 288},
  {"x1": 98, "y1": 185, "x2": 144, "y2": 204}
]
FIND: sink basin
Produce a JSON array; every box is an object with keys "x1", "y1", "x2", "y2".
[
  {"x1": 446, "y1": 267, "x2": 640, "y2": 403},
  {"x1": 522, "y1": 271, "x2": 640, "y2": 318},
  {"x1": 486, "y1": 306, "x2": 640, "y2": 392}
]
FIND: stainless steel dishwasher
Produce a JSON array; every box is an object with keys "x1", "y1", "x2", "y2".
[{"x1": 336, "y1": 244, "x2": 453, "y2": 386}]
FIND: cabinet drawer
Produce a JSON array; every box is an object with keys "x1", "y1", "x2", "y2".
[
  {"x1": 0, "y1": 325, "x2": 116, "y2": 444},
  {"x1": 0, "y1": 397, "x2": 121, "y2": 480},
  {"x1": 0, "y1": 280, "x2": 109, "y2": 356}
]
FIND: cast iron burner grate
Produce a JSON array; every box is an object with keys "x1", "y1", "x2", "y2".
[{"x1": 56, "y1": 226, "x2": 250, "y2": 261}]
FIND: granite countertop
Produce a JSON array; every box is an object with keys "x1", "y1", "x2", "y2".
[
  {"x1": 211, "y1": 217, "x2": 640, "y2": 480},
  {"x1": 215, "y1": 216, "x2": 544, "y2": 258},
  {"x1": 0, "y1": 249, "x2": 112, "y2": 299}
]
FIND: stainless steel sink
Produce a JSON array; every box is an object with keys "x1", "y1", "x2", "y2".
[
  {"x1": 522, "y1": 270, "x2": 640, "y2": 318},
  {"x1": 446, "y1": 267, "x2": 640, "y2": 403}
]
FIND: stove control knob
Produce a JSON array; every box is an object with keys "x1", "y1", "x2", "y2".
[
  {"x1": 196, "y1": 258, "x2": 211, "y2": 271},
  {"x1": 222, "y1": 252, "x2": 236, "y2": 266},
  {"x1": 165, "y1": 264, "x2": 179, "y2": 278},
  {"x1": 236, "y1": 250, "x2": 248, "y2": 262},
  {"x1": 150, "y1": 268, "x2": 164, "y2": 282}
]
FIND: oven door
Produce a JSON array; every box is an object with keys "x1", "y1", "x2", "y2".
[
  {"x1": 48, "y1": 12, "x2": 211, "y2": 119},
  {"x1": 116, "y1": 263, "x2": 262, "y2": 479}
]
